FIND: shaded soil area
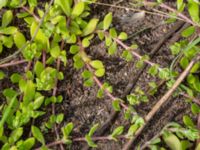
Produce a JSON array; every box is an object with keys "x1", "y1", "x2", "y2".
[{"x1": 0, "y1": 0, "x2": 198, "y2": 150}]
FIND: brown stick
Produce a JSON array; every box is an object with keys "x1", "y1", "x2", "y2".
[{"x1": 122, "y1": 55, "x2": 200, "y2": 150}]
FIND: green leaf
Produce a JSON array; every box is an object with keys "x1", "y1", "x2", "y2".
[
  {"x1": 31, "y1": 126, "x2": 45, "y2": 145},
  {"x1": 30, "y1": 22, "x2": 48, "y2": 47},
  {"x1": 33, "y1": 96, "x2": 44, "y2": 110},
  {"x1": 85, "y1": 135, "x2": 97, "y2": 148},
  {"x1": 90, "y1": 60, "x2": 104, "y2": 69},
  {"x1": 82, "y1": 70, "x2": 93, "y2": 79},
  {"x1": 127, "y1": 94, "x2": 139, "y2": 105},
  {"x1": 181, "y1": 140, "x2": 192, "y2": 150},
  {"x1": 50, "y1": 45, "x2": 60, "y2": 58},
  {"x1": 71, "y1": 2, "x2": 85, "y2": 18},
  {"x1": 97, "y1": 31, "x2": 104, "y2": 40},
  {"x1": 56, "y1": 113, "x2": 64, "y2": 124},
  {"x1": 148, "y1": 65, "x2": 158, "y2": 76},
  {"x1": 187, "y1": 74, "x2": 196, "y2": 84},
  {"x1": 103, "y1": 12, "x2": 112, "y2": 30},
  {"x1": 0, "y1": 71, "x2": 5, "y2": 80},
  {"x1": 83, "y1": 18, "x2": 99, "y2": 36},
  {"x1": 126, "y1": 124, "x2": 139, "y2": 138},
  {"x1": 23, "y1": 138, "x2": 35, "y2": 150},
  {"x1": 110, "y1": 126, "x2": 124, "y2": 140},
  {"x1": 10, "y1": 73, "x2": 22, "y2": 83},
  {"x1": 55, "y1": 0, "x2": 72, "y2": 16},
  {"x1": 177, "y1": 0, "x2": 183, "y2": 10},
  {"x1": 180, "y1": 57, "x2": 189, "y2": 69},
  {"x1": 88, "y1": 123, "x2": 99, "y2": 137},
  {"x1": 105, "y1": 36, "x2": 112, "y2": 46},
  {"x1": 9, "y1": 127, "x2": 23, "y2": 144},
  {"x1": 163, "y1": 133, "x2": 182, "y2": 150},
  {"x1": 70, "y1": 45, "x2": 80, "y2": 54},
  {"x1": 3, "y1": 88, "x2": 17, "y2": 99},
  {"x1": 0, "y1": 94, "x2": 18, "y2": 137},
  {"x1": 62, "y1": 122, "x2": 74, "y2": 139},
  {"x1": 74, "y1": 58, "x2": 84, "y2": 69},
  {"x1": 28, "y1": 0, "x2": 37, "y2": 8},
  {"x1": 0, "y1": 0, "x2": 8, "y2": 9},
  {"x1": 191, "y1": 103, "x2": 200, "y2": 115},
  {"x1": 66, "y1": 33, "x2": 76, "y2": 44},
  {"x1": 0, "y1": 26, "x2": 17, "y2": 35},
  {"x1": 2, "y1": 10, "x2": 13, "y2": 27},
  {"x1": 34, "y1": 61, "x2": 44, "y2": 77},
  {"x1": 158, "y1": 68, "x2": 170, "y2": 79},
  {"x1": 109, "y1": 28, "x2": 117, "y2": 38},
  {"x1": 170, "y1": 42, "x2": 181, "y2": 55},
  {"x1": 84, "y1": 78, "x2": 94, "y2": 87},
  {"x1": 82, "y1": 37, "x2": 90, "y2": 48},
  {"x1": 188, "y1": 0, "x2": 199, "y2": 23},
  {"x1": 181, "y1": 26, "x2": 195, "y2": 37},
  {"x1": 151, "y1": 138, "x2": 161, "y2": 145},
  {"x1": 122, "y1": 50, "x2": 133, "y2": 61},
  {"x1": 112, "y1": 99, "x2": 121, "y2": 111},
  {"x1": 190, "y1": 62, "x2": 200, "y2": 73},
  {"x1": 97, "y1": 89, "x2": 104, "y2": 98},
  {"x1": 183, "y1": 115, "x2": 195, "y2": 128},
  {"x1": 2, "y1": 35, "x2": 13, "y2": 48},
  {"x1": 23, "y1": 80, "x2": 35, "y2": 105},
  {"x1": 136, "y1": 60, "x2": 144, "y2": 69},
  {"x1": 14, "y1": 31, "x2": 26, "y2": 49},
  {"x1": 118, "y1": 32, "x2": 128, "y2": 40},
  {"x1": 108, "y1": 41, "x2": 117, "y2": 55},
  {"x1": 95, "y1": 68, "x2": 105, "y2": 77}
]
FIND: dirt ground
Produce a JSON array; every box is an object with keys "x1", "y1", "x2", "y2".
[{"x1": 0, "y1": 0, "x2": 197, "y2": 150}]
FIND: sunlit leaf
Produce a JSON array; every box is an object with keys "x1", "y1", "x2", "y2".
[
  {"x1": 31, "y1": 126, "x2": 45, "y2": 145},
  {"x1": 2, "y1": 10, "x2": 13, "y2": 27},
  {"x1": 103, "y1": 12, "x2": 112, "y2": 30}
]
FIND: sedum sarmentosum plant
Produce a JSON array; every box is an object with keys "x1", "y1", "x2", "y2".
[
  {"x1": 0, "y1": 0, "x2": 145, "y2": 149},
  {"x1": 0, "y1": 0, "x2": 200, "y2": 149}
]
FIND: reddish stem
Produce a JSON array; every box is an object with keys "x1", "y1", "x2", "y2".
[
  {"x1": 86, "y1": 64, "x2": 129, "y2": 110},
  {"x1": 114, "y1": 38, "x2": 158, "y2": 68},
  {"x1": 159, "y1": 3, "x2": 196, "y2": 26},
  {"x1": 180, "y1": 93, "x2": 200, "y2": 105},
  {"x1": 77, "y1": 37, "x2": 129, "y2": 111},
  {"x1": 35, "y1": 135, "x2": 126, "y2": 150},
  {"x1": 42, "y1": 50, "x2": 46, "y2": 67},
  {"x1": 0, "y1": 59, "x2": 28, "y2": 68},
  {"x1": 21, "y1": 6, "x2": 40, "y2": 21}
]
